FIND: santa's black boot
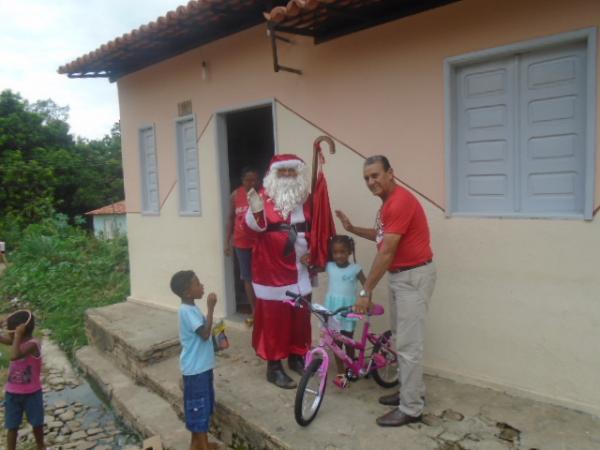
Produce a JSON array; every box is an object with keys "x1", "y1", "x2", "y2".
[
  {"x1": 267, "y1": 360, "x2": 297, "y2": 389},
  {"x1": 288, "y1": 354, "x2": 305, "y2": 376}
]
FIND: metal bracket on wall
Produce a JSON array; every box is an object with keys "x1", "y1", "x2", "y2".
[{"x1": 268, "y1": 25, "x2": 302, "y2": 75}]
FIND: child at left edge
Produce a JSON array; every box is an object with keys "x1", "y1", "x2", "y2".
[
  {"x1": 0, "y1": 311, "x2": 46, "y2": 450},
  {"x1": 170, "y1": 270, "x2": 220, "y2": 450}
]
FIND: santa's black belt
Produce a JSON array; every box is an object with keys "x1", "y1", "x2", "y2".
[
  {"x1": 266, "y1": 223, "x2": 310, "y2": 233},
  {"x1": 266, "y1": 222, "x2": 310, "y2": 256}
]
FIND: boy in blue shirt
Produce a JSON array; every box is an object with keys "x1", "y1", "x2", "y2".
[{"x1": 170, "y1": 270, "x2": 219, "y2": 450}]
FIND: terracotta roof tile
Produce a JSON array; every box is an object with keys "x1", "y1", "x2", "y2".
[
  {"x1": 85, "y1": 201, "x2": 127, "y2": 216},
  {"x1": 264, "y1": 0, "x2": 383, "y2": 25},
  {"x1": 58, "y1": 0, "x2": 270, "y2": 78}
]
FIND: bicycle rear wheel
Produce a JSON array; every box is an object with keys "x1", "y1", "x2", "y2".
[
  {"x1": 294, "y1": 358, "x2": 327, "y2": 426},
  {"x1": 372, "y1": 333, "x2": 399, "y2": 388}
]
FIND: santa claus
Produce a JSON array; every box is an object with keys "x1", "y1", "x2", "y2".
[{"x1": 245, "y1": 154, "x2": 312, "y2": 389}]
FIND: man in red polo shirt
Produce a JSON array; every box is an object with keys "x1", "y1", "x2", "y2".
[{"x1": 336, "y1": 155, "x2": 436, "y2": 427}]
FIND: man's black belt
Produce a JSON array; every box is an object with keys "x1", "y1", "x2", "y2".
[
  {"x1": 266, "y1": 222, "x2": 310, "y2": 256},
  {"x1": 266, "y1": 223, "x2": 310, "y2": 233},
  {"x1": 389, "y1": 259, "x2": 432, "y2": 274}
]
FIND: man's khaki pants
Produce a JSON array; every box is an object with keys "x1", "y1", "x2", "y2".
[{"x1": 388, "y1": 262, "x2": 437, "y2": 417}]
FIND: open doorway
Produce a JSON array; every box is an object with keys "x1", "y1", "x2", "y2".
[{"x1": 219, "y1": 103, "x2": 275, "y2": 316}]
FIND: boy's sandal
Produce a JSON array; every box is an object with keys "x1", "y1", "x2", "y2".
[
  {"x1": 245, "y1": 317, "x2": 254, "y2": 327},
  {"x1": 333, "y1": 373, "x2": 349, "y2": 389}
]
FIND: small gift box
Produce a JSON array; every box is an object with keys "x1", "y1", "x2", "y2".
[{"x1": 212, "y1": 319, "x2": 229, "y2": 352}]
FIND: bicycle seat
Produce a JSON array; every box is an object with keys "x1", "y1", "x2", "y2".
[{"x1": 312, "y1": 303, "x2": 329, "y2": 314}]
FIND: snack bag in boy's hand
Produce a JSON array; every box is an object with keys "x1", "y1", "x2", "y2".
[{"x1": 212, "y1": 319, "x2": 229, "y2": 351}]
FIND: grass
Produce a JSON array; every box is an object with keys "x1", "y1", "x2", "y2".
[
  {"x1": 0, "y1": 342, "x2": 7, "y2": 400},
  {"x1": 0, "y1": 339, "x2": 8, "y2": 367},
  {"x1": 0, "y1": 347, "x2": 7, "y2": 436},
  {"x1": 0, "y1": 215, "x2": 130, "y2": 356}
]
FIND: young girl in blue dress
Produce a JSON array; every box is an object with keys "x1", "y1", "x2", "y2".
[{"x1": 324, "y1": 235, "x2": 366, "y2": 388}]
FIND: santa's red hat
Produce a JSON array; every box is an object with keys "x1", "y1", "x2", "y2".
[{"x1": 269, "y1": 154, "x2": 305, "y2": 171}]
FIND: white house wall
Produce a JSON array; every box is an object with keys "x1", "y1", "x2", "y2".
[
  {"x1": 127, "y1": 118, "x2": 228, "y2": 317},
  {"x1": 92, "y1": 215, "x2": 127, "y2": 239},
  {"x1": 428, "y1": 215, "x2": 600, "y2": 415}
]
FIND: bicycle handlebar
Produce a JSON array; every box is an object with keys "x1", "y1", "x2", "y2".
[
  {"x1": 284, "y1": 291, "x2": 369, "y2": 319},
  {"x1": 285, "y1": 290, "x2": 302, "y2": 300}
]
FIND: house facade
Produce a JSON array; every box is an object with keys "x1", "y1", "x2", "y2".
[
  {"x1": 60, "y1": 0, "x2": 600, "y2": 416},
  {"x1": 86, "y1": 200, "x2": 128, "y2": 239}
]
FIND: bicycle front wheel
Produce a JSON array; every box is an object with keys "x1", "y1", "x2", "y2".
[
  {"x1": 294, "y1": 358, "x2": 327, "y2": 426},
  {"x1": 372, "y1": 335, "x2": 399, "y2": 388}
]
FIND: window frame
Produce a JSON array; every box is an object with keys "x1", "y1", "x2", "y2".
[
  {"x1": 175, "y1": 113, "x2": 202, "y2": 216},
  {"x1": 444, "y1": 27, "x2": 597, "y2": 220},
  {"x1": 138, "y1": 124, "x2": 161, "y2": 216}
]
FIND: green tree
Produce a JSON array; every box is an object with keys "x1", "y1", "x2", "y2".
[
  {"x1": 0, "y1": 149, "x2": 55, "y2": 225},
  {"x1": 0, "y1": 90, "x2": 124, "y2": 245},
  {"x1": 0, "y1": 91, "x2": 73, "y2": 158},
  {"x1": 72, "y1": 122, "x2": 124, "y2": 215}
]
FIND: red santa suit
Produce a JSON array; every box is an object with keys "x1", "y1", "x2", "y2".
[{"x1": 245, "y1": 180, "x2": 312, "y2": 361}]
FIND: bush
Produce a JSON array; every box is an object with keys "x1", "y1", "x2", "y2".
[
  {"x1": 0, "y1": 214, "x2": 129, "y2": 355},
  {"x1": 0, "y1": 214, "x2": 25, "y2": 256}
]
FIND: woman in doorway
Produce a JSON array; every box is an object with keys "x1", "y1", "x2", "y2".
[{"x1": 225, "y1": 167, "x2": 259, "y2": 326}]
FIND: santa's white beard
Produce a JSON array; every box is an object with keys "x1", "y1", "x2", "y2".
[{"x1": 264, "y1": 168, "x2": 309, "y2": 219}]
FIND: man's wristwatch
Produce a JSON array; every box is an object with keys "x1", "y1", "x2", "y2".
[{"x1": 359, "y1": 289, "x2": 371, "y2": 298}]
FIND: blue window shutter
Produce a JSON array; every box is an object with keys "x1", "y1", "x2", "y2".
[
  {"x1": 455, "y1": 58, "x2": 516, "y2": 213},
  {"x1": 452, "y1": 39, "x2": 589, "y2": 218},
  {"x1": 177, "y1": 117, "x2": 201, "y2": 215},
  {"x1": 139, "y1": 126, "x2": 160, "y2": 214},
  {"x1": 518, "y1": 42, "x2": 587, "y2": 215}
]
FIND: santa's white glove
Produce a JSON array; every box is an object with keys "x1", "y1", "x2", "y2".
[{"x1": 247, "y1": 188, "x2": 264, "y2": 213}]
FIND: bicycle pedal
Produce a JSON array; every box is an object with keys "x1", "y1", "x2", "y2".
[
  {"x1": 333, "y1": 377, "x2": 349, "y2": 389},
  {"x1": 346, "y1": 370, "x2": 359, "y2": 382}
]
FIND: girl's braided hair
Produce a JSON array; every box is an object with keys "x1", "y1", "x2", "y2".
[{"x1": 328, "y1": 235, "x2": 357, "y2": 263}]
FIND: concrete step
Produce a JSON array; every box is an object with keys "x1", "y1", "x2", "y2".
[
  {"x1": 139, "y1": 356, "x2": 183, "y2": 418},
  {"x1": 81, "y1": 301, "x2": 600, "y2": 450},
  {"x1": 85, "y1": 302, "x2": 180, "y2": 379},
  {"x1": 139, "y1": 335, "x2": 295, "y2": 450},
  {"x1": 76, "y1": 345, "x2": 224, "y2": 450},
  {"x1": 138, "y1": 318, "x2": 254, "y2": 420}
]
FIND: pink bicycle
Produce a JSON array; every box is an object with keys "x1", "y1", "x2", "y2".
[{"x1": 285, "y1": 291, "x2": 398, "y2": 426}]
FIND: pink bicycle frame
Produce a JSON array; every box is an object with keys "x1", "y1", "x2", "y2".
[
  {"x1": 304, "y1": 311, "x2": 384, "y2": 382},
  {"x1": 284, "y1": 298, "x2": 388, "y2": 384}
]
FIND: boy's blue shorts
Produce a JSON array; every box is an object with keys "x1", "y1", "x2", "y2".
[
  {"x1": 183, "y1": 370, "x2": 214, "y2": 433},
  {"x1": 4, "y1": 390, "x2": 44, "y2": 429}
]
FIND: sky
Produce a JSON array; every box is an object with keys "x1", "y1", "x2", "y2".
[{"x1": 0, "y1": 0, "x2": 185, "y2": 140}]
